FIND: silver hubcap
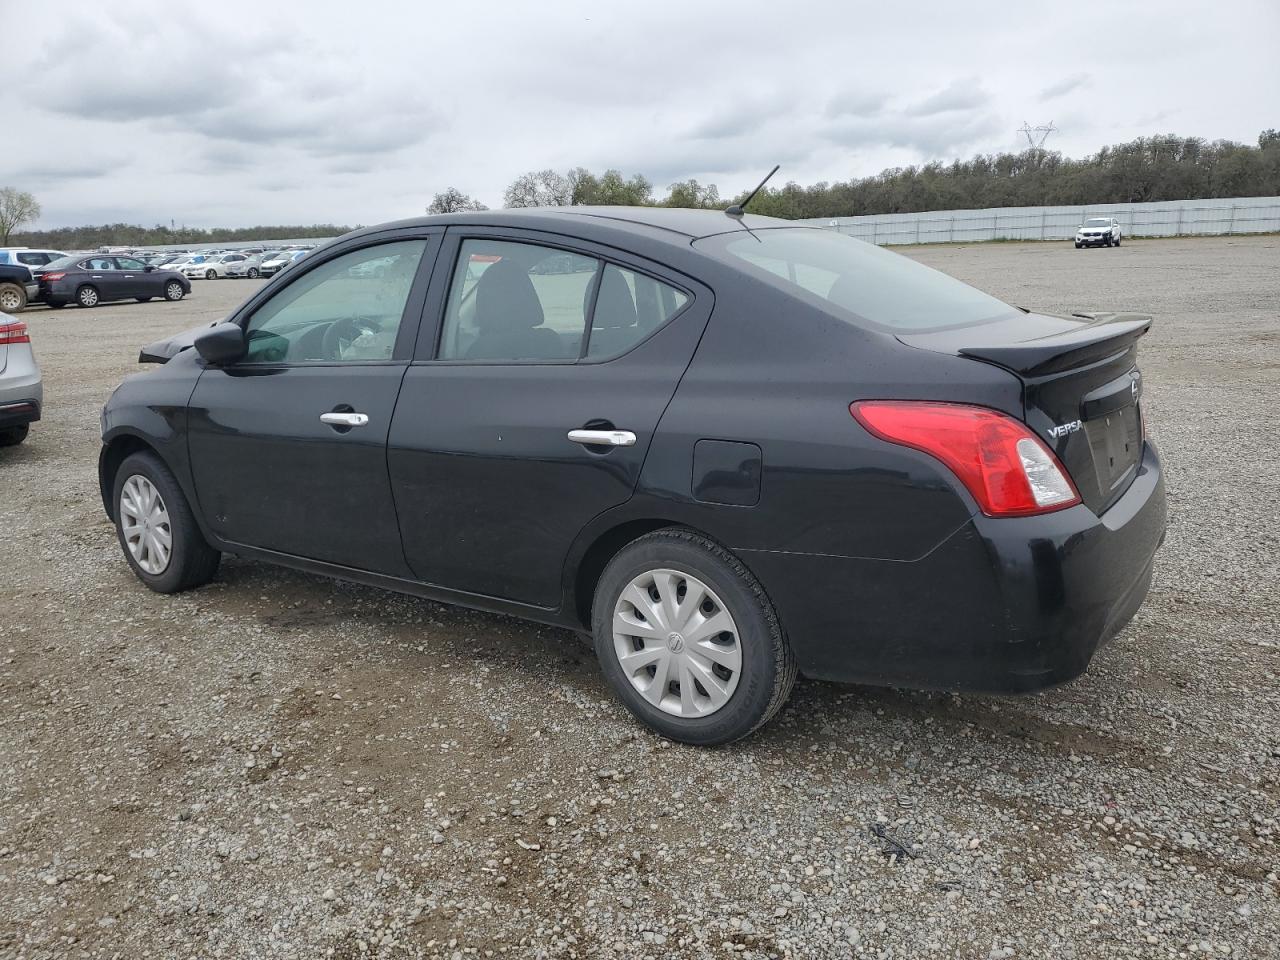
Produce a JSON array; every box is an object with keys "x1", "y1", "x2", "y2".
[
  {"x1": 119, "y1": 475, "x2": 172, "y2": 575},
  {"x1": 167, "y1": 283, "x2": 182, "y2": 299},
  {"x1": 80, "y1": 288, "x2": 98, "y2": 305},
  {"x1": 0, "y1": 289, "x2": 20, "y2": 309},
  {"x1": 612, "y1": 569, "x2": 742, "y2": 717}
]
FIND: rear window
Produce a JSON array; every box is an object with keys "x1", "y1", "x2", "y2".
[{"x1": 697, "y1": 228, "x2": 1018, "y2": 333}]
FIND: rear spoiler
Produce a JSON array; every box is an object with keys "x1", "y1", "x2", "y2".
[{"x1": 958, "y1": 312, "x2": 1152, "y2": 377}]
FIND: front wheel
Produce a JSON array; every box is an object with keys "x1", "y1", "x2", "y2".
[
  {"x1": 592, "y1": 528, "x2": 796, "y2": 746},
  {"x1": 112, "y1": 451, "x2": 220, "y2": 593},
  {"x1": 77, "y1": 284, "x2": 100, "y2": 308},
  {"x1": 0, "y1": 282, "x2": 26, "y2": 312},
  {"x1": 205, "y1": 269, "x2": 216, "y2": 280},
  {"x1": 247, "y1": 268, "x2": 260, "y2": 279},
  {"x1": 1074, "y1": 241, "x2": 1082, "y2": 249},
  {"x1": 164, "y1": 281, "x2": 185, "y2": 301},
  {"x1": 1114, "y1": 235, "x2": 1121, "y2": 246}
]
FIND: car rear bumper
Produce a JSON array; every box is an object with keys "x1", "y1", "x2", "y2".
[{"x1": 740, "y1": 440, "x2": 1166, "y2": 693}]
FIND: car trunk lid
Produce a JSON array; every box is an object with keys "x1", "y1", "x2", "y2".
[{"x1": 899, "y1": 311, "x2": 1150, "y2": 514}]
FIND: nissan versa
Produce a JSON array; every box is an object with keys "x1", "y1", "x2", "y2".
[{"x1": 99, "y1": 207, "x2": 1166, "y2": 745}]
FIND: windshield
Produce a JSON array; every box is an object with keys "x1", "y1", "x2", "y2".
[
  {"x1": 1084, "y1": 219, "x2": 1111, "y2": 227},
  {"x1": 697, "y1": 228, "x2": 1018, "y2": 333}
]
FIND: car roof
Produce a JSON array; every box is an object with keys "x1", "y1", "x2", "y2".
[{"x1": 356, "y1": 206, "x2": 791, "y2": 247}]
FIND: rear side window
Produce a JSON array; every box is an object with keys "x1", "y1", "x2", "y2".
[
  {"x1": 16, "y1": 252, "x2": 48, "y2": 266},
  {"x1": 587, "y1": 264, "x2": 688, "y2": 359},
  {"x1": 439, "y1": 240, "x2": 598, "y2": 361},
  {"x1": 697, "y1": 228, "x2": 1018, "y2": 333},
  {"x1": 438, "y1": 239, "x2": 689, "y2": 362}
]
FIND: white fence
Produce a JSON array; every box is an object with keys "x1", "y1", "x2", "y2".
[{"x1": 800, "y1": 196, "x2": 1280, "y2": 245}]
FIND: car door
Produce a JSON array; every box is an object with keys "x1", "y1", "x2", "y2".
[
  {"x1": 387, "y1": 228, "x2": 712, "y2": 608},
  {"x1": 112, "y1": 257, "x2": 149, "y2": 297},
  {"x1": 84, "y1": 257, "x2": 127, "y2": 300},
  {"x1": 185, "y1": 231, "x2": 440, "y2": 575}
]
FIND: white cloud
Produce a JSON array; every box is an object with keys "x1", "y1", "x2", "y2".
[{"x1": 7, "y1": 0, "x2": 1277, "y2": 228}]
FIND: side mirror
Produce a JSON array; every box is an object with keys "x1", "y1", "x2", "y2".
[
  {"x1": 194, "y1": 323, "x2": 247, "y2": 365},
  {"x1": 144, "y1": 264, "x2": 155, "y2": 272}
]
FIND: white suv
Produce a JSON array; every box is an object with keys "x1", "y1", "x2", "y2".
[
  {"x1": 1075, "y1": 218, "x2": 1122, "y2": 248},
  {"x1": 0, "y1": 248, "x2": 69, "y2": 271},
  {"x1": 181, "y1": 253, "x2": 251, "y2": 279}
]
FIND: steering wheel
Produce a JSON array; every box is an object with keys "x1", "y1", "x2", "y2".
[{"x1": 321, "y1": 315, "x2": 381, "y2": 360}]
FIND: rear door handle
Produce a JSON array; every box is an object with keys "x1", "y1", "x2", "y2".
[
  {"x1": 567, "y1": 429, "x2": 636, "y2": 446},
  {"x1": 320, "y1": 412, "x2": 369, "y2": 427}
]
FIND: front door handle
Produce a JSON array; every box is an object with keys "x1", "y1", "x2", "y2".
[
  {"x1": 567, "y1": 429, "x2": 636, "y2": 446},
  {"x1": 320, "y1": 412, "x2": 369, "y2": 427}
]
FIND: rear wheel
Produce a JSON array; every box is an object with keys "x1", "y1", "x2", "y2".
[
  {"x1": 205, "y1": 269, "x2": 216, "y2": 280},
  {"x1": 247, "y1": 267, "x2": 259, "y2": 279},
  {"x1": 112, "y1": 451, "x2": 220, "y2": 593},
  {"x1": 0, "y1": 424, "x2": 29, "y2": 447},
  {"x1": 76, "y1": 284, "x2": 100, "y2": 308},
  {"x1": 164, "y1": 281, "x2": 185, "y2": 301},
  {"x1": 592, "y1": 528, "x2": 796, "y2": 745},
  {"x1": 0, "y1": 282, "x2": 27, "y2": 312}
]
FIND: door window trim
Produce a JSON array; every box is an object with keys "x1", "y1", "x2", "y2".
[
  {"x1": 227, "y1": 231, "x2": 443, "y2": 368},
  {"x1": 416, "y1": 226, "x2": 696, "y2": 365}
]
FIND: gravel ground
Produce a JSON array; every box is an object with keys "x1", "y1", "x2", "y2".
[{"x1": 1, "y1": 236, "x2": 1277, "y2": 960}]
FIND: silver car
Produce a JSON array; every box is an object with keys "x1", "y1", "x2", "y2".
[{"x1": 0, "y1": 314, "x2": 41, "y2": 446}]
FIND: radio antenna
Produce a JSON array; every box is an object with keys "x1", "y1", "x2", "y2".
[{"x1": 725, "y1": 165, "x2": 780, "y2": 218}]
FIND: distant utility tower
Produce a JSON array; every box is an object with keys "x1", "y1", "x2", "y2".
[{"x1": 1018, "y1": 120, "x2": 1057, "y2": 149}]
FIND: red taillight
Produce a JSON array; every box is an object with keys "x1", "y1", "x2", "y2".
[
  {"x1": 850, "y1": 401, "x2": 1081, "y2": 517},
  {"x1": 0, "y1": 321, "x2": 31, "y2": 345},
  {"x1": 42, "y1": 272, "x2": 65, "y2": 281}
]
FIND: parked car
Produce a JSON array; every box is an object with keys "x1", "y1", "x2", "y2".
[
  {"x1": 0, "y1": 248, "x2": 69, "y2": 271},
  {"x1": 182, "y1": 253, "x2": 251, "y2": 279},
  {"x1": 0, "y1": 263, "x2": 38, "y2": 312},
  {"x1": 258, "y1": 250, "x2": 304, "y2": 277},
  {"x1": 224, "y1": 254, "x2": 267, "y2": 279},
  {"x1": 34, "y1": 255, "x2": 191, "y2": 308},
  {"x1": 100, "y1": 207, "x2": 1166, "y2": 745},
  {"x1": 1076, "y1": 217, "x2": 1122, "y2": 248},
  {"x1": 0, "y1": 314, "x2": 41, "y2": 446}
]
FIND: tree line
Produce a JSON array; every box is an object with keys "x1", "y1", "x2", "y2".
[{"x1": 9, "y1": 129, "x2": 1278, "y2": 247}]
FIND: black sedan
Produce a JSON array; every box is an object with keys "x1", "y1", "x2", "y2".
[
  {"x1": 35, "y1": 255, "x2": 190, "y2": 308},
  {"x1": 98, "y1": 208, "x2": 1166, "y2": 745}
]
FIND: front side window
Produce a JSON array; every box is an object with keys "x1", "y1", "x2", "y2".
[
  {"x1": 242, "y1": 239, "x2": 427, "y2": 364},
  {"x1": 697, "y1": 228, "x2": 1018, "y2": 333},
  {"x1": 439, "y1": 240, "x2": 597, "y2": 361}
]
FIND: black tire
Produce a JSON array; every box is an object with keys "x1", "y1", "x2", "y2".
[
  {"x1": 136, "y1": 296, "x2": 153, "y2": 302},
  {"x1": 164, "y1": 281, "x2": 185, "y2": 302},
  {"x1": 76, "y1": 284, "x2": 100, "y2": 308},
  {"x1": 247, "y1": 268, "x2": 259, "y2": 279},
  {"x1": 1074, "y1": 242, "x2": 1082, "y2": 249},
  {"x1": 1115, "y1": 235, "x2": 1121, "y2": 246},
  {"x1": 592, "y1": 528, "x2": 796, "y2": 746},
  {"x1": 0, "y1": 282, "x2": 27, "y2": 312},
  {"x1": 0, "y1": 424, "x2": 29, "y2": 447},
  {"x1": 112, "y1": 451, "x2": 220, "y2": 593}
]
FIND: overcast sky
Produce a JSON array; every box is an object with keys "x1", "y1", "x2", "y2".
[{"x1": 4, "y1": 0, "x2": 1276, "y2": 230}]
